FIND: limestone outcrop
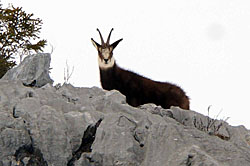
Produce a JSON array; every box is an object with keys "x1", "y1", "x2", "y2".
[{"x1": 0, "y1": 53, "x2": 250, "y2": 166}]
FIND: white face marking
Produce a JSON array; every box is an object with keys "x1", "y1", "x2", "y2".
[
  {"x1": 98, "y1": 48, "x2": 115, "y2": 69},
  {"x1": 102, "y1": 48, "x2": 110, "y2": 59}
]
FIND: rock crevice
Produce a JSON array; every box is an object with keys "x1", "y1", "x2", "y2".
[{"x1": 67, "y1": 118, "x2": 103, "y2": 166}]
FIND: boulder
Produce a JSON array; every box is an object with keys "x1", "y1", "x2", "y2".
[{"x1": 1, "y1": 53, "x2": 53, "y2": 87}]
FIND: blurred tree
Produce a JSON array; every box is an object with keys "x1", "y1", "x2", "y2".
[{"x1": 0, "y1": 3, "x2": 47, "y2": 78}]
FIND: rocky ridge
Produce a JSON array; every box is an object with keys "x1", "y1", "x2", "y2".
[{"x1": 0, "y1": 53, "x2": 250, "y2": 166}]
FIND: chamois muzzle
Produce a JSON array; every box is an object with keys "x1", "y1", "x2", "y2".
[{"x1": 104, "y1": 59, "x2": 109, "y2": 64}]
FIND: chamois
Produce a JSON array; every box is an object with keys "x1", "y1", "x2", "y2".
[{"x1": 91, "y1": 28, "x2": 190, "y2": 110}]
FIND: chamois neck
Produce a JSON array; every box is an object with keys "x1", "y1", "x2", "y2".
[{"x1": 99, "y1": 62, "x2": 118, "y2": 90}]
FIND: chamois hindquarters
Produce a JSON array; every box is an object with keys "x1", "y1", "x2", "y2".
[
  {"x1": 144, "y1": 79, "x2": 190, "y2": 110},
  {"x1": 180, "y1": 94, "x2": 190, "y2": 110},
  {"x1": 164, "y1": 83, "x2": 190, "y2": 110}
]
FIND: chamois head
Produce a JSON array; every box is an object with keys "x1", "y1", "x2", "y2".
[{"x1": 91, "y1": 28, "x2": 123, "y2": 69}]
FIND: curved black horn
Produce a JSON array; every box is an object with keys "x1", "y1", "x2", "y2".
[
  {"x1": 106, "y1": 28, "x2": 114, "y2": 45},
  {"x1": 97, "y1": 28, "x2": 105, "y2": 45}
]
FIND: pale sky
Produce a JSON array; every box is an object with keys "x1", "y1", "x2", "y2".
[{"x1": 2, "y1": 0, "x2": 250, "y2": 129}]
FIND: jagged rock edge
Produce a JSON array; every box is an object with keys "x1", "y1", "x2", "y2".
[{"x1": 67, "y1": 118, "x2": 103, "y2": 166}]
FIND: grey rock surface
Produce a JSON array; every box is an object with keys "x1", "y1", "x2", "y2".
[
  {"x1": 0, "y1": 81, "x2": 250, "y2": 166},
  {"x1": 2, "y1": 53, "x2": 53, "y2": 87},
  {"x1": 0, "y1": 54, "x2": 250, "y2": 166}
]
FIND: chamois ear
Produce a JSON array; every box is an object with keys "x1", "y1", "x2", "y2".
[
  {"x1": 91, "y1": 38, "x2": 101, "y2": 50},
  {"x1": 111, "y1": 38, "x2": 123, "y2": 50}
]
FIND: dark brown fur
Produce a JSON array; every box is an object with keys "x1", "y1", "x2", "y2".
[{"x1": 100, "y1": 63, "x2": 190, "y2": 109}]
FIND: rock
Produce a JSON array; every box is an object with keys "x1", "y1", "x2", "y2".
[
  {"x1": 1, "y1": 53, "x2": 53, "y2": 87},
  {"x1": 0, "y1": 80, "x2": 250, "y2": 166}
]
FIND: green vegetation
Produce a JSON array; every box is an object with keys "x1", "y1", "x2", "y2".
[{"x1": 0, "y1": 3, "x2": 47, "y2": 78}]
